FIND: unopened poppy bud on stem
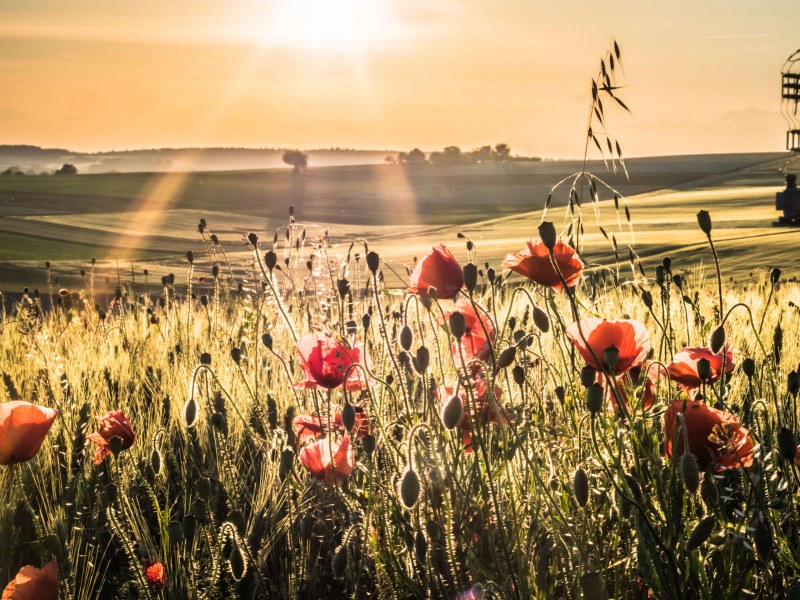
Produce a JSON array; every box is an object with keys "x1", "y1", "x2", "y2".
[
  {"x1": 264, "y1": 250, "x2": 278, "y2": 272},
  {"x1": 247, "y1": 232, "x2": 259, "y2": 246},
  {"x1": 366, "y1": 251, "x2": 381, "y2": 274},
  {"x1": 697, "y1": 357, "x2": 712, "y2": 381},
  {"x1": 463, "y1": 263, "x2": 478, "y2": 292},
  {"x1": 448, "y1": 311, "x2": 466, "y2": 340},
  {"x1": 586, "y1": 383, "x2": 604, "y2": 414},
  {"x1": 604, "y1": 345, "x2": 620, "y2": 374},
  {"x1": 696, "y1": 210, "x2": 712, "y2": 236},
  {"x1": 537, "y1": 221, "x2": 557, "y2": 250}
]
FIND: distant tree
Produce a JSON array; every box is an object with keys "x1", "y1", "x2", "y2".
[
  {"x1": 494, "y1": 143, "x2": 511, "y2": 161},
  {"x1": 405, "y1": 148, "x2": 427, "y2": 164},
  {"x1": 282, "y1": 150, "x2": 308, "y2": 173},
  {"x1": 384, "y1": 155, "x2": 396, "y2": 164},
  {"x1": 470, "y1": 145, "x2": 494, "y2": 163},
  {"x1": 442, "y1": 146, "x2": 463, "y2": 165},
  {"x1": 55, "y1": 163, "x2": 78, "y2": 175},
  {"x1": 2, "y1": 166, "x2": 22, "y2": 176},
  {"x1": 427, "y1": 151, "x2": 444, "y2": 166}
]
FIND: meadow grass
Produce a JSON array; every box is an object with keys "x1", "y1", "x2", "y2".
[{"x1": 1, "y1": 208, "x2": 799, "y2": 598}]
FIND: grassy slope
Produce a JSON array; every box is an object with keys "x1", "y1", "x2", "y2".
[{"x1": 0, "y1": 152, "x2": 792, "y2": 291}]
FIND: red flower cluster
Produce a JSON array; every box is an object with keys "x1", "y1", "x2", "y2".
[
  {"x1": 502, "y1": 239, "x2": 583, "y2": 291},
  {"x1": 666, "y1": 344, "x2": 735, "y2": 392},
  {"x1": 407, "y1": 244, "x2": 464, "y2": 300},
  {"x1": 87, "y1": 410, "x2": 136, "y2": 464},
  {"x1": 0, "y1": 401, "x2": 57, "y2": 466},
  {"x1": 566, "y1": 317, "x2": 650, "y2": 375},
  {"x1": 294, "y1": 334, "x2": 368, "y2": 391},
  {"x1": 663, "y1": 399, "x2": 754, "y2": 471}
]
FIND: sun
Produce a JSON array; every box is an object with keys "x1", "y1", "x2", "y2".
[{"x1": 261, "y1": 0, "x2": 398, "y2": 53}]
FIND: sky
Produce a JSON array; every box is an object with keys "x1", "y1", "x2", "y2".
[{"x1": 0, "y1": 0, "x2": 797, "y2": 158}]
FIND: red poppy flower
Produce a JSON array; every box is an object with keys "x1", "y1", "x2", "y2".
[
  {"x1": 440, "y1": 299, "x2": 495, "y2": 364},
  {"x1": 666, "y1": 344, "x2": 735, "y2": 392},
  {"x1": 87, "y1": 410, "x2": 135, "y2": 464},
  {"x1": 2, "y1": 559, "x2": 58, "y2": 600},
  {"x1": 407, "y1": 244, "x2": 464, "y2": 300},
  {"x1": 143, "y1": 561, "x2": 166, "y2": 590},
  {"x1": 438, "y1": 376, "x2": 508, "y2": 451},
  {"x1": 599, "y1": 360, "x2": 665, "y2": 413},
  {"x1": 663, "y1": 399, "x2": 754, "y2": 471},
  {"x1": 298, "y1": 435, "x2": 354, "y2": 485},
  {"x1": 566, "y1": 318, "x2": 650, "y2": 375},
  {"x1": 502, "y1": 239, "x2": 583, "y2": 291},
  {"x1": 294, "y1": 334, "x2": 368, "y2": 391},
  {"x1": 0, "y1": 402, "x2": 57, "y2": 466},
  {"x1": 292, "y1": 407, "x2": 371, "y2": 446}
]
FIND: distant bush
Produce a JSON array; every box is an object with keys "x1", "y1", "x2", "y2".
[
  {"x1": 55, "y1": 163, "x2": 78, "y2": 175},
  {"x1": 282, "y1": 150, "x2": 308, "y2": 173}
]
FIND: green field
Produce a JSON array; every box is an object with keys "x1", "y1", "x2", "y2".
[{"x1": 0, "y1": 152, "x2": 794, "y2": 292}]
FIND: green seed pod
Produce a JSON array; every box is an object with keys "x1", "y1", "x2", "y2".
[
  {"x1": 279, "y1": 448, "x2": 295, "y2": 481},
  {"x1": 742, "y1": 357, "x2": 755, "y2": 378},
  {"x1": 681, "y1": 452, "x2": 700, "y2": 494},
  {"x1": 264, "y1": 250, "x2": 278, "y2": 271},
  {"x1": 366, "y1": 251, "x2": 381, "y2": 274},
  {"x1": 463, "y1": 263, "x2": 478, "y2": 292},
  {"x1": 696, "y1": 210, "x2": 712, "y2": 235},
  {"x1": 533, "y1": 306, "x2": 550, "y2": 333},
  {"x1": 753, "y1": 517, "x2": 773, "y2": 560},
  {"x1": 580, "y1": 365, "x2": 597, "y2": 388},
  {"x1": 399, "y1": 325, "x2": 413, "y2": 351},
  {"x1": 496, "y1": 346, "x2": 517, "y2": 369},
  {"x1": 184, "y1": 397, "x2": 198, "y2": 428},
  {"x1": 573, "y1": 468, "x2": 589, "y2": 507},
  {"x1": 778, "y1": 427, "x2": 798, "y2": 462},
  {"x1": 448, "y1": 312, "x2": 466, "y2": 340},
  {"x1": 442, "y1": 394, "x2": 464, "y2": 429},
  {"x1": 603, "y1": 345, "x2": 620, "y2": 374},
  {"x1": 697, "y1": 357, "x2": 712, "y2": 381},
  {"x1": 537, "y1": 221, "x2": 557, "y2": 250},
  {"x1": 710, "y1": 325, "x2": 726, "y2": 354},
  {"x1": 586, "y1": 383, "x2": 604, "y2": 414},
  {"x1": 332, "y1": 545, "x2": 348, "y2": 579},
  {"x1": 341, "y1": 401, "x2": 356, "y2": 432},
  {"x1": 167, "y1": 521, "x2": 185, "y2": 544},
  {"x1": 686, "y1": 516, "x2": 715, "y2": 551},
  {"x1": 414, "y1": 529, "x2": 427, "y2": 564},
  {"x1": 399, "y1": 468, "x2": 421, "y2": 508}
]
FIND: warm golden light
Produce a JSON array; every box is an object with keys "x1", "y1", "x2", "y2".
[{"x1": 261, "y1": 0, "x2": 398, "y2": 53}]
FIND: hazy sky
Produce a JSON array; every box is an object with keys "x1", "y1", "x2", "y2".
[{"x1": 0, "y1": 0, "x2": 797, "y2": 157}]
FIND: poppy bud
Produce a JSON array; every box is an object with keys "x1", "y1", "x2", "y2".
[
  {"x1": 789, "y1": 371, "x2": 799, "y2": 397},
  {"x1": 150, "y1": 449, "x2": 162, "y2": 475},
  {"x1": 362, "y1": 434, "x2": 376, "y2": 456},
  {"x1": 463, "y1": 263, "x2": 478, "y2": 292},
  {"x1": 586, "y1": 383, "x2": 603, "y2": 414},
  {"x1": 261, "y1": 333, "x2": 273, "y2": 350},
  {"x1": 573, "y1": 468, "x2": 589, "y2": 507},
  {"x1": 512, "y1": 365, "x2": 525, "y2": 386},
  {"x1": 247, "y1": 232, "x2": 259, "y2": 246},
  {"x1": 555, "y1": 386, "x2": 565, "y2": 403},
  {"x1": 279, "y1": 448, "x2": 295, "y2": 481},
  {"x1": 496, "y1": 346, "x2": 516, "y2": 369},
  {"x1": 686, "y1": 516, "x2": 715, "y2": 551},
  {"x1": 742, "y1": 357, "x2": 755, "y2": 378},
  {"x1": 641, "y1": 290, "x2": 653, "y2": 309},
  {"x1": 337, "y1": 278, "x2": 350, "y2": 298},
  {"x1": 412, "y1": 346, "x2": 430, "y2": 374},
  {"x1": 200, "y1": 352, "x2": 212, "y2": 366},
  {"x1": 775, "y1": 324, "x2": 783, "y2": 364},
  {"x1": 681, "y1": 452, "x2": 700, "y2": 494},
  {"x1": 538, "y1": 221, "x2": 557, "y2": 250},
  {"x1": 710, "y1": 325, "x2": 725, "y2": 354},
  {"x1": 362, "y1": 313, "x2": 371, "y2": 330},
  {"x1": 200, "y1": 295, "x2": 208, "y2": 307},
  {"x1": 414, "y1": 530, "x2": 427, "y2": 564},
  {"x1": 442, "y1": 395, "x2": 463, "y2": 429},
  {"x1": 448, "y1": 312, "x2": 466, "y2": 340},
  {"x1": 673, "y1": 274, "x2": 683, "y2": 290},
  {"x1": 655, "y1": 266, "x2": 665, "y2": 286},
  {"x1": 580, "y1": 365, "x2": 597, "y2": 388},
  {"x1": 752, "y1": 516, "x2": 772, "y2": 560},
  {"x1": 167, "y1": 521, "x2": 184, "y2": 544},
  {"x1": 184, "y1": 397, "x2": 198, "y2": 428},
  {"x1": 366, "y1": 251, "x2": 380, "y2": 274},
  {"x1": 778, "y1": 427, "x2": 797, "y2": 461},
  {"x1": 399, "y1": 467, "x2": 421, "y2": 508},
  {"x1": 696, "y1": 210, "x2": 712, "y2": 235},
  {"x1": 265, "y1": 250, "x2": 278, "y2": 271},
  {"x1": 109, "y1": 436, "x2": 123, "y2": 457},
  {"x1": 332, "y1": 545, "x2": 348, "y2": 579},
  {"x1": 341, "y1": 401, "x2": 356, "y2": 432},
  {"x1": 399, "y1": 325, "x2": 413, "y2": 351},
  {"x1": 771, "y1": 268, "x2": 781, "y2": 285},
  {"x1": 228, "y1": 538, "x2": 247, "y2": 581},
  {"x1": 533, "y1": 306, "x2": 550, "y2": 333},
  {"x1": 487, "y1": 267, "x2": 496, "y2": 283},
  {"x1": 604, "y1": 345, "x2": 620, "y2": 374},
  {"x1": 186, "y1": 250, "x2": 194, "y2": 264},
  {"x1": 697, "y1": 357, "x2": 711, "y2": 381},
  {"x1": 231, "y1": 347, "x2": 241, "y2": 364}
]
